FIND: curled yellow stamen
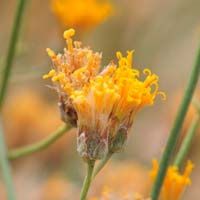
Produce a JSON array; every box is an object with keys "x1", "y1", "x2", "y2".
[
  {"x1": 143, "y1": 68, "x2": 152, "y2": 76},
  {"x1": 63, "y1": 28, "x2": 75, "y2": 52},
  {"x1": 63, "y1": 28, "x2": 75, "y2": 39},
  {"x1": 157, "y1": 91, "x2": 167, "y2": 100}
]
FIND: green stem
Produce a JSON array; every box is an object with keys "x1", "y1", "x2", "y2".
[
  {"x1": 0, "y1": 118, "x2": 16, "y2": 200},
  {"x1": 93, "y1": 152, "x2": 113, "y2": 178},
  {"x1": 0, "y1": 0, "x2": 27, "y2": 109},
  {"x1": 80, "y1": 160, "x2": 95, "y2": 200},
  {"x1": 174, "y1": 116, "x2": 199, "y2": 168},
  {"x1": 150, "y1": 43, "x2": 200, "y2": 200},
  {"x1": 0, "y1": 1, "x2": 26, "y2": 200},
  {"x1": 8, "y1": 124, "x2": 71, "y2": 160},
  {"x1": 193, "y1": 96, "x2": 200, "y2": 113}
]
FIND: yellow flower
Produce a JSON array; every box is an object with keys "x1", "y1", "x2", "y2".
[
  {"x1": 51, "y1": 0, "x2": 113, "y2": 30},
  {"x1": 149, "y1": 160, "x2": 194, "y2": 200},
  {"x1": 91, "y1": 161, "x2": 150, "y2": 197},
  {"x1": 89, "y1": 186, "x2": 150, "y2": 200},
  {"x1": 71, "y1": 50, "x2": 165, "y2": 128},
  {"x1": 44, "y1": 29, "x2": 101, "y2": 92},
  {"x1": 44, "y1": 28, "x2": 165, "y2": 160},
  {"x1": 43, "y1": 28, "x2": 102, "y2": 125},
  {"x1": 40, "y1": 173, "x2": 79, "y2": 200},
  {"x1": 70, "y1": 51, "x2": 166, "y2": 156}
]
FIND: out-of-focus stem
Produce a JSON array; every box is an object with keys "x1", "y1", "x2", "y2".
[
  {"x1": 8, "y1": 124, "x2": 72, "y2": 160},
  {"x1": 0, "y1": 119, "x2": 16, "y2": 200},
  {"x1": 174, "y1": 116, "x2": 199, "y2": 168},
  {"x1": 0, "y1": 1, "x2": 27, "y2": 200},
  {"x1": 150, "y1": 42, "x2": 200, "y2": 200},
  {"x1": 0, "y1": 0, "x2": 26, "y2": 109},
  {"x1": 193, "y1": 96, "x2": 200, "y2": 113}
]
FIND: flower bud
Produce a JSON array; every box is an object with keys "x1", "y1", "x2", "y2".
[
  {"x1": 77, "y1": 131, "x2": 108, "y2": 161},
  {"x1": 109, "y1": 125, "x2": 128, "y2": 153}
]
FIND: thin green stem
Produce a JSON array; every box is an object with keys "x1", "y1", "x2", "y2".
[
  {"x1": 150, "y1": 42, "x2": 200, "y2": 200},
  {"x1": 0, "y1": 118, "x2": 16, "y2": 200},
  {"x1": 93, "y1": 152, "x2": 113, "y2": 178},
  {"x1": 8, "y1": 124, "x2": 71, "y2": 160},
  {"x1": 0, "y1": 0, "x2": 27, "y2": 109},
  {"x1": 80, "y1": 160, "x2": 95, "y2": 200},
  {"x1": 193, "y1": 96, "x2": 200, "y2": 113},
  {"x1": 0, "y1": 1, "x2": 26, "y2": 200},
  {"x1": 174, "y1": 116, "x2": 199, "y2": 168}
]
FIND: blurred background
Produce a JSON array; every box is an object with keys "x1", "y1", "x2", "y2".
[{"x1": 0, "y1": 0, "x2": 200, "y2": 199}]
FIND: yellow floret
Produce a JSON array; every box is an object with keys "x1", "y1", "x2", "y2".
[
  {"x1": 43, "y1": 69, "x2": 56, "y2": 79},
  {"x1": 150, "y1": 160, "x2": 194, "y2": 200},
  {"x1": 51, "y1": 0, "x2": 113, "y2": 30}
]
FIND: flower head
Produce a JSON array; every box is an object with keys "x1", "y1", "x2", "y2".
[
  {"x1": 149, "y1": 160, "x2": 194, "y2": 200},
  {"x1": 70, "y1": 51, "x2": 166, "y2": 158},
  {"x1": 44, "y1": 28, "x2": 165, "y2": 160},
  {"x1": 43, "y1": 28, "x2": 102, "y2": 126},
  {"x1": 51, "y1": 0, "x2": 113, "y2": 30}
]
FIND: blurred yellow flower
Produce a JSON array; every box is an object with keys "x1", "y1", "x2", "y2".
[
  {"x1": 44, "y1": 28, "x2": 165, "y2": 160},
  {"x1": 40, "y1": 173, "x2": 79, "y2": 200},
  {"x1": 150, "y1": 160, "x2": 194, "y2": 200},
  {"x1": 51, "y1": 0, "x2": 113, "y2": 30},
  {"x1": 91, "y1": 161, "x2": 150, "y2": 197},
  {"x1": 89, "y1": 186, "x2": 150, "y2": 200}
]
